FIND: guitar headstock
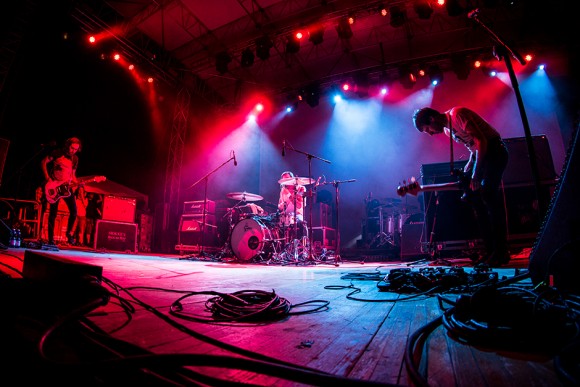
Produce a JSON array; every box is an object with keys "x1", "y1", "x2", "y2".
[{"x1": 396, "y1": 177, "x2": 420, "y2": 197}]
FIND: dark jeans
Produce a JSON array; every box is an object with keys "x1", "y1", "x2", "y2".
[
  {"x1": 47, "y1": 194, "x2": 77, "y2": 243},
  {"x1": 470, "y1": 138, "x2": 509, "y2": 257}
]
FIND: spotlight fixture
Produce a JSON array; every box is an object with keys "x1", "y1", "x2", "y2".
[
  {"x1": 390, "y1": 6, "x2": 407, "y2": 27},
  {"x1": 215, "y1": 51, "x2": 231, "y2": 74},
  {"x1": 451, "y1": 55, "x2": 470, "y2": 80},
  {"x1": 255, "y1": 36, "x2": 273, "y2": 60},
  {"x1": 428, "y1": 64, "x2": 444, "y2": 85},
  {"x1": 285, "y1": 34, "x2": 301, "y2": 54},
  {"x1": 414, "y1": 0, "x2": 433, "y2": 19},
  {"x1": 302, "y1": 82, "x2": 320, "y2": 108},
  {"x1": 241, "y1": 48, "x2": 254, "y2": 67},
  {"x1": 336, "y1": 17, "x2": 353, "y2": 40},
  {"x1": 309, "y1": 25, "x2": 325, "y2": 45},
  {"x1": 398, "y1": 65, "x2": 416, "y2": 89}
]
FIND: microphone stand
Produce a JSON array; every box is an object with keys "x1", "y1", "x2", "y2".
[
  {"x1": 181, "y1": 154, "x2": 236, "y2": 260},
  {"x1": 469, "y1": 9, "x2": 547, "y2": 218},
  {"x1": 321, "y1": 179, "x2": 356, "y2": 265},
  {"x1": 283, "y1": 142, "x2": 331, "y2": 261}
]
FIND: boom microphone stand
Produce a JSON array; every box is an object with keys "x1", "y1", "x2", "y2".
[
  {"x1": 181, "y1": 152, "x2": 236, "y2": 260},
  {"x1": 468, "y1": 8, "x2": 547, "y2": 218},
  {"x1": 282, "y1": 141, "x2": 331, "y2": 261},
  {"x1": 320, "y1": 179, "x2": 356, "y2": 265}
]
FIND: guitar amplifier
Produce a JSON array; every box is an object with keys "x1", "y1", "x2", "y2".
[
  {"x1": 102, "y1": 196, "x2": 137, "y2": 223},
  {"x1": 178, "y1": 215, "x2": 218, "y2": 246},
  {"x1": 420, "y1": 161, "x2": 480, "y2": 242},
  {"x1": 183, "y1": 200, "x2": 215, "y2": 215},
  {"x1": 94, "y1": 220, "x2": 138, "y2": 253}
]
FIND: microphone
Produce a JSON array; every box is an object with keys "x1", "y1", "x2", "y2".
[
  {"x1": 467, "y1": 8, "x2": 479, "y2": 19},
  {"x1": 315, "y1": 176, "x2": 321, "y2": 187},
  {"x1": 233, "y1": 151, "x2": 238, "y2": 166},
  {"x1": 282, "y1": 140, "x2": 286, "y2": 157}
]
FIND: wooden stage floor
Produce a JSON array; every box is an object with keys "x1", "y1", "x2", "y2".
[{"x1": 0, "y1": 244, "x2": 572, "y2": 386}]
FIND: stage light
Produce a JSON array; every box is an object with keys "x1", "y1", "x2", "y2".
[
  {"x1": 255, "y1": 36, "x2": 273, "y2": 61},
  {"x1": 414, "y1": 1, "x2": 433, "y2": 19},
  {"x1": 428, "y1": 64, "x2": 444, "y2": 85},
  {"x1": 215, "y1": 51, "x2": 231, "y2": 74},
  {"x1": 286, "y1": 35, "x2": 300, "y2": 54},
  {"x1": 302, "y1": 83, "x2": 320, "y2": 107},
  {"x1": 241, "y1": 48, "x2": 254, "y2": 67},
  {"x1": 336, "y1": 17, "x2": 353, "y2": 40},
  {"x1": 390, "y1": 6, "x2": 407, "y2": 27},
  {"x1": 451, "y1": 55, "x2": 470, "y2": 80},
  {"x1": 309, "y1": 26, "x2": 325, "y2": 45},
  {"x1": 88, "y1": 35, "x2": 96, "y2": 44},
  {"x1": 113, "y1": 53, "x2": 121, "y2": 61},
  {"x1": 398, "y1": 65, "x2": 416, "y2": 89}
]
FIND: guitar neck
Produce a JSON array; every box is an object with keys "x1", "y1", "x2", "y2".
[{"x1": 418, "y1": 181, "x2": 463, "y2": 193}]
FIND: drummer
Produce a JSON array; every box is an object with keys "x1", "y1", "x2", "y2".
[{"x1": 278, "y1": 171, "x2": 307, "y2": 226}]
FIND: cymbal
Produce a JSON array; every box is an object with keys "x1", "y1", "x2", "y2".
[
  {"x1": 226, "y1": 191, "x2": 264, "y2": 202},
  {"x1": 278, "y1": 176, "x2": 315, "y2": 186},
  {"x1": 384, "y1": 197, "x2": 402, "y2": 204}
]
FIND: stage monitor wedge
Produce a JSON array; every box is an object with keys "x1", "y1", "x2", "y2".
[{"x1": 529, "y1": 127, "x2": 580, "y2": 293}]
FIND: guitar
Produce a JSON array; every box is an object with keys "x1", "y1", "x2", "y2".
[
  {"x1": 44, "y1": 176, "x2": 106, "y2": 204},
  {"x1": 396, "y1": 170, "x2": 471, "y2": 198}
]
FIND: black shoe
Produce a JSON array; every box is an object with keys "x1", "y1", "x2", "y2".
[{"x1": 66, "y1": 234, "x2": 76, "y2": 245}]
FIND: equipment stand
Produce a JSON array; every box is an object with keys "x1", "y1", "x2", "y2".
[{"x1": 181, "y1": 152, "x2": 236, "y2": 260}]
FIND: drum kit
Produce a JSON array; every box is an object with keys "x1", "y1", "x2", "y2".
[
  {"x1": 222, "y1": 178, "x2": 316, "y2": 264},
  {"x1": 367, "y1": 197, "x2": 418, "y2": 248}
]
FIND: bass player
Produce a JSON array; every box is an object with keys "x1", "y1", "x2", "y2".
[
  {"x1": 41, "y1": 137, "x2": 82, "y2": 246},
  {"x1": 412, "y1": 107, "x2": 510, "y2": 267}
]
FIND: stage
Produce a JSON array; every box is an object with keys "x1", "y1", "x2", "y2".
[{"x1": 0, "y1": 244, "x2": 568, "y2": 386}]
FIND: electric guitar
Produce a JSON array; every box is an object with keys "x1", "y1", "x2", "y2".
[
  {"x1": 44, "y1": 176, "x2": 106, "y2": 204},
  {"x1": 396, "y1": 170, "x2": 471, "y2": 197}
]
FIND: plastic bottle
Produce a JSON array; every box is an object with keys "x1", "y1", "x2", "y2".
[
  {"x1": 15, "y1": 229, "x2": 21, "y2": 248},
  {"x1": 9, "y1": 229, "x2": 17, "y2": 247}
]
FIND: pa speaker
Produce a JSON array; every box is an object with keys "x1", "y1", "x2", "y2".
[{"x1": 529, "y1": 128, "x2": 580, "y2": 293}]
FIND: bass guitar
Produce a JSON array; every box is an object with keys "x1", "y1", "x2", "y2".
[
  {"x1": 396, "y1": 170, "x2": 471, "y2": 198},
  {"x1": 44, "y1": 176, "x2": 106, "y2": 204}
]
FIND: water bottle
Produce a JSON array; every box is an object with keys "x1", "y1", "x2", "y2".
[{"x1": 9, "y1": 229, "x2": 17, "y2": 248}]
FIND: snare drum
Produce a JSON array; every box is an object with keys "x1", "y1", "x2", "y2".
[{"x1": 230, "y1": 217, "x2": 280, "y2": 261}]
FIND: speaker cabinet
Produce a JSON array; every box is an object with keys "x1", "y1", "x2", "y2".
[
  {"x1": 311, "y1": 202, "x2": 332, "y2": 227},
  {"x1": 102, "y1": 196, "x2": 136, "y2": 223},
  {"x1": 178, "y1": 215, "x2": 218, "y2": 247},
  {"x1": 401, "y1": 223, "x2": 426, "y2": 260},
  {"x1": 503, "y1": 135, "x2": 557, "y2": 186},
  {"x1": 95, "y1": 220, "x2": 138, "y2": 253},
  {"x1": 312, "y1": 226, "x2": 336, "y2": 253},
  {"x1": 529, "y1": 128, "x2": 579, "y2": 293},
  {"x1": 421, "y1": 160, "x2": 480, "y2": 243}
]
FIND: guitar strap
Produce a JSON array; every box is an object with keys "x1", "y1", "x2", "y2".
[{"x1": 447, "y1": 112, "x2": 454, "y2": 175}]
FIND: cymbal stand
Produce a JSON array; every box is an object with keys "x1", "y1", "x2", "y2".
[
  {"x1": 322, "y1": 179, "x2": 356, "y2": 265},
  {"x1": 181, "y1": 153, "x2": 236, "y2": 260},
  {"x1": 283, "y1": 141, "x2": 331, "y2": 261}
]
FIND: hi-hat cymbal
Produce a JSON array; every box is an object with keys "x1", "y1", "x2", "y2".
[
  {"x1": 226, "y1": 191, "x2": 264, "y2": 202},
  {"x1": 278, "y1": 176, "x2": 315, "y2": 186}
]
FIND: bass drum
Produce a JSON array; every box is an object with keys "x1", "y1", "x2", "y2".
[{"x1": 230, "y1": 218, "x2": 279, "y2": 261}]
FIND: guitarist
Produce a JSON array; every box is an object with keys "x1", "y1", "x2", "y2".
[
  {"x1": 412, "y1": 107, "x2": 509, "y2": 267},
  {"x1": 40, "y1": 137, "x2": 82, "y2": 246}
]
